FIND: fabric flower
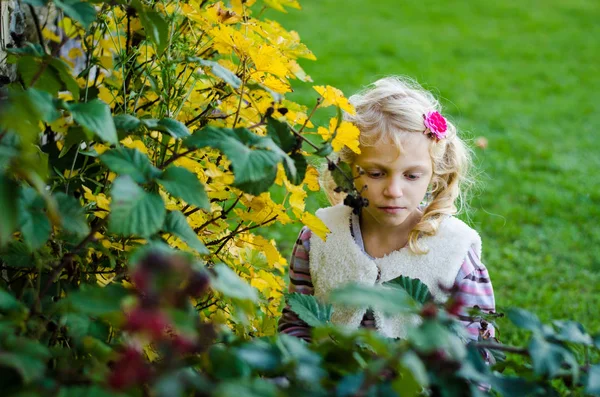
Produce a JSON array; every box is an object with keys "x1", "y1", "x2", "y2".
[{"x1": 423, "y1": 111, "x2": 448, "y2": 141}]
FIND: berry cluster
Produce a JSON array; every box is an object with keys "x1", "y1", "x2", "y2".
[{"x1": 108, "y1": 251, "x2": 214, "y2": 390}]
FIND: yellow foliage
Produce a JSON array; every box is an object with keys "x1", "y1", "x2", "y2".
[
  {"x1": 301, "y1": 212, "x2": 329, "y2": 240},
  {"x1": 318, "y1": 117, "x2": 361, "y2": 154},
  {"x1": 313, "y1": 85, "x2": 356, "y2": 115},
  {"x1": 303, "y1": 166, "x2": 320, "y2": 191}
]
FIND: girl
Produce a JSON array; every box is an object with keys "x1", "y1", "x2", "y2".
[{"x1": 278, "y1": 76, "x2": 496, "y2": 342}]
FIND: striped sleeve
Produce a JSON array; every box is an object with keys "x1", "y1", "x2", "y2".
[
  {"x1": 454, "y1": 246, "x2": 496, "y2": 342},
  {"x1": 277, "y1": 227, "x2": 314, "y2": 341}
]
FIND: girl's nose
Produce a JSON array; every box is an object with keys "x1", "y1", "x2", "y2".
[{"x1": 384, "y1": 178, "x2": 403, "y2": 198}]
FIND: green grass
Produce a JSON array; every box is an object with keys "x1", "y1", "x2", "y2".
[{"x1": 260, "y1": 0, "x2": 600, "y2": 345}]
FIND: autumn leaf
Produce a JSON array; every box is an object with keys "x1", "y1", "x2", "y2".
[
  {"x1": 301, "y1": 212, "x2": 329, "y2": 240},
  {"x1": 313, "y1": 85, "x2": 356, "y2": 115}
]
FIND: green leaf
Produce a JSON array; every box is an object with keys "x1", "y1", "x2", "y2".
[
  {"x1": 67, "y1": 100, "x2": 119, "y2": 145},
  {"x1": 586, "y1": 364, "x2": 600, "y2": 395},
  {"x1": 54, "y1": 192, "x2": 90, "y2": 238},
  {"x1": 27, "y1": 88, "x2": 60, "y2": 123},
  {"x1": 332, "y1": 161, "x2": 354, "y2": 192},
  {"x1": 163, "y1": 211, "x2": 209, "y2": 255},
  {"x1": 140, "y1": 11, "x2": 169, "y2": 54},
  {"x1": 507, "y1": 308, "x2": 542, "y2": 332},
  {"x1": 113, "y1": 114, "x2": 141, "y2": 132},
  {"x1": 109, "y1": 176, "x2": 166, "y2": 237},
  {"x1": 100, "y1": 147, "x2": 161, "y2": 184},
  {"x1": 18, "y1": 186, "x2": 51, "y2": 250},
  {"x1": 193, "y1": 58, "x2": 241, "y2": 89},
  {"x1": 330, "y1": 282, "x2": 416, "y2": 315},
  {"x1": 315, "y1": 142, "x2": 333, "y2": 157},
  {"x1": 287, "y1": 293, "x2": 332, "y2": 327},
  {"x1": 18, "y1": 56, "x2": 62, "y2": 95},
  {"x1": 210, "y1": 264, "x2": 258, "y2": 302},
  {"x1": 158, "y1": 166, "x2": 209, "y2": 209},
  {"x1": 54, "y1": 0, "x2": 97, "y2": 29},
  {"x1": 407, "y1": 320, "x2": 466, "y2": 360},
  {"x1": 67, "y1": 283, "x2": 129, "y2": 317},
  {"x1": 552, "y1": 320, "x2": 593, "y2": 345},
  {"x1": 266, "y1": 117, "x2": 296, "y2": 153},
  {"x1": 384, "y1": 276, "x2": 433, "y2": 304},
  {"x1": 236, "y1": 341, "x2": 282, "y2": 372},
  {"x1": 61, "y1": 313, "x2": 91, "y2": 339},
  {"x1": 59, "y1": 126, "x2": 90, "y2": 158},
  {"x1": 0, "y1": 352, "x2": 47, "y2": 383},
  {"x1": 49, "y1": 58, "x2": 80, "y2": 99},
  {"x1": 0, "y1": 242, "x2": 33, "y2": 268},
  {"x1": 157, "y1": 118, "x2": 190, "y2": 138},
  {"x1": 0, "y1": 176, "x2": 20, "y2": 247},
  {"x1": 529, "y1": 335, "x2": 578, "y2": 380},
  {"x1": 0, "y1": 289, "x2": 25, "y2": 312},
  {"x1": 284, "y1": 152, "x2": 307, "y2": 185},
  {"x1": 184, "y1": 126, "x2": 294, "y2": 195},
  {"x1": 22, "y1": 0, "x2": 49, "y2": 6}
]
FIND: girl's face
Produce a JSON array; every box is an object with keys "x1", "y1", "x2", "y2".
[{"x1": 353, "y1": 133, "x2": 433, "y2": 230}]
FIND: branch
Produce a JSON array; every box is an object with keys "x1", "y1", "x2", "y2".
[{"x1": 207, "y1": 215, "x2": 277, "y2": 256}]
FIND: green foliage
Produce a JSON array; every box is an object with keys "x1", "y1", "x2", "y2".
[
  {"x1": 384, "y1": 276, "x2": 433, "y2": 304},
  {"x1": 286, "y1": 293, "x2": 332, "y2": 327}
]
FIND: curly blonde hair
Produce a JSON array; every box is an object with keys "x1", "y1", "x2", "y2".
[{"x1": 322, "y1": 76, "x2": 474, "y2": 254}]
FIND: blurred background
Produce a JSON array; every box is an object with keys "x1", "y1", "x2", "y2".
[{"x1": 262, "y1": 0, "x2": 600, "y2": 345}]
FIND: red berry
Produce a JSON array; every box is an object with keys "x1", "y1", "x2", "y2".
[
  {"x1": 420, "y1": 302, "x2": 438, "y2": 319},
  {"x1": 186, "y1": 270, "x2": 210, "y2": 297},
  {"x1": 125, "y1": 307, "x2": 170, "y2": 340},
  {"x1": 108, "y1": 347, "x2": 151, "y2": 390}
]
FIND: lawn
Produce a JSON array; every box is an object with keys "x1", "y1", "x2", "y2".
[{"x1": 259, "y1": 0, "x2": 600, "y2": 345}]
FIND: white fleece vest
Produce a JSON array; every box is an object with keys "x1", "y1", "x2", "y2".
[{"x1": 309, "y1": 204, "x2": 482, "y2": 339}]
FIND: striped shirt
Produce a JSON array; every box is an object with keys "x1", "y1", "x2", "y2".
[{"x1": 278, "y1": 214, "x2": 496, "y2": 343}]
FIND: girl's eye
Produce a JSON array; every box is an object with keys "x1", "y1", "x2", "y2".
[
  {"x1": 405, "y1": 174, "x2": 420, "y2": 181},
  {"x1": 367, "y1": 171, "x2": 384, "y2": 178}
]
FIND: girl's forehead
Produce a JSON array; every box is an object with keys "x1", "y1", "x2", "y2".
[{"x1": 357, "y1": 133, "x2": 432, "y2": 165}]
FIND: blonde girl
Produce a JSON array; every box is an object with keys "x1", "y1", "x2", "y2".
[{"x1": 279, "y1": 76, "x2": 495, "y2": 342}]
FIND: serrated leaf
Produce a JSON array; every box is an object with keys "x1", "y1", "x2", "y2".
[
  {"x1": 54, "y1": 0, "x2": 97, "y2": 29},
  {"x1": 27, "y1": 88, "x2": 60, "y2": 123},
  {"x1": 0, "y1": 176, "x2": 20, "y2": 247},
  {"x1": 49, "y1": 58, "x2": 80, "y2": 99},
  {"x1": 108, "y1": 176, "x2": 166, "y2": 237},
  {"x1": 59, "y1": 126, "x2": 90, "y2": 158},
  {"x1": 210, "y1": 264, "x2": 258, "y2": 302},
  {"x1": 100, "y1": 147, "x2": 160, "y2": 184},
  {"x1": 18, "y1": 186, "x2": 50, "y2": 250},
  {"x1": 384, "y1": 276, "x2": 433, "y2": 304},
  {"x1": 54, "y1": 192, "x2": 90, "y2": 238},
  {"x1": 193, "y1": 58, "x2": 241, "y2": 89},
  {"x1": 67, "y1": 284, "x2": 129, "y2": 317},
  {"x1": 330, "y1": 282, "x2": 416, "y2": 315},
  {"x1": 287, "y1": 293, "x2": 332, "y2": 327},
  {"x1": 163, "y1": 211, "x2": 209, "y2": 255},
  {"x1": 157, "y1": 118, "x2": 190, "y2": 138},
  {"x1": 284, "y1": 152, "x2": 307, "y2": 185},
  {"x1": 113, "y1": 114, "x2": 141, "y2": 132},
  {"x1": 158, "y1": 166, "x2": 209, "y2": 209},
  {"x1": 266, "y1": 117, "x2": 296, "y2": 153},
  {"x1": 0, "y1": 241, "x2": 33, "y2": 268},
  {"x1": 67, "y1": 100, "x2": 118, "y2": 145},
  {"x1": 332, "y1": 161, "x2": 354, "y2": 192},
  {"x1": 184, "y1": 126, "x2": 294, "y2": 195},
  {"x1": 140, "y1": 11, "x2": 169, "y2": 54}
]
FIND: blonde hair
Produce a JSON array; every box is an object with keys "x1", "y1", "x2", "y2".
[{"x1": 322, "y1": 76, "x2": 474, "y2": 254}]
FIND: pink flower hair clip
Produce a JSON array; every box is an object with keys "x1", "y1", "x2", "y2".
[{"x1": 423, "y1": 111, "x2": 448, "y2": 142}]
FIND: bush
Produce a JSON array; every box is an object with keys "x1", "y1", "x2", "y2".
[{"x1": 0, "y1": 0, "x2": 599, "y2": 395}]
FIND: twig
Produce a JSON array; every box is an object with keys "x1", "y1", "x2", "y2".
[
  {"x1": 208, "y1": 215, "x2": 277, "y2": 256},
  {"x1": 160, "y1": 148, "x2": 197, "y2": 170},
  {"x1": 298, "y1": 97, "x2": 322, "y2": 134}
]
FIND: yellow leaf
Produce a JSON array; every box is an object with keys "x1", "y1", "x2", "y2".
[
  {"x1": 313, "y1": 85, "x2": 356, "y2": 115},
  {"x1": 264, "y1": 0, "x2": 301, "y2": 13},
  {"x1": 301, "y1": 212, "x2": 329, "y2": 240},
  {"x1": 42, "y1": 27, "x2": 61, "y2": 43},
  {"x1": 253, "y1": 235, "x2": 286, "y2": 269},
  {"x1": 330, "y1": 118, "x2": 361, "y2": 154},
  {"x1": 68, "y1": 47, "x2": 83, "y2": 59},
  {"x1": 121, "y1": 137, "x2": 148, "y2": 154},
  {"x1": 303, "y1": 166, "x2": 320, "y2": 191}
]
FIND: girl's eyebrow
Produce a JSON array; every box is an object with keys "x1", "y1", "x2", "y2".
[{"x1": 360, "y1": 161, "x2": 429, "y2": 172}]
